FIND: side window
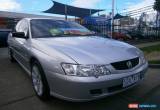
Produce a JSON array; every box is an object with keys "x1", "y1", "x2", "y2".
[{"x1": 16, "y1": 20, "x2": 29, "y2": 37}]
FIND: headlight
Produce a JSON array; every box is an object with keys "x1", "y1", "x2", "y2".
[
  {"x1": 140, "y1": 54, "x2": 146, "y2": 64},
  {"x1": 138, "y1": 50, "x2": 146, "y2": 64},
  {"x1": 61, "y1": 63, "x2": 111, "y2": 77}
]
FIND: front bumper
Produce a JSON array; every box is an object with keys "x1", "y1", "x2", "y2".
[{"x1": 46, "y1": 62, "x2": 148, "y2": 102}]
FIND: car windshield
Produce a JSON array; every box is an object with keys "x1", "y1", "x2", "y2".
[{"x1": 31, "y1": 19, "x2": 93, "y2": 38}]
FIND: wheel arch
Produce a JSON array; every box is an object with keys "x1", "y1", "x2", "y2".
[
  {"x1": 30, "y1": 56, "x2": 50, "y2": 98},
  {"x1": 30, "y1": 56, "x2": 38, "y2": 68}
]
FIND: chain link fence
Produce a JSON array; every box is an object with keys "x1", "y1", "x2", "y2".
[{"x1": 77, "y1": 13, "x2": 160, "y2": 41}]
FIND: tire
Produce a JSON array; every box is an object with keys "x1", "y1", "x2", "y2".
[
  {"x1": 31, "y1": 60, "x2": 50, "y2": 100},
  {"x1": 9, "y1": 48, "x2": 16, "y2": 62}
]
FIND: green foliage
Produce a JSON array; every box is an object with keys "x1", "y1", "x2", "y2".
[
  {"x1": 154, "y1": 0, "x2": 160, "y2": 11},
  {"x1": 149, "y1": 60, "x2": 160, "y2": 64},
  {"x1": 140, "y1": 44, "x2": 160, "y2": 53}
]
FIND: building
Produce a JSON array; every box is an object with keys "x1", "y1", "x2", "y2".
[{"x1": 0, "y1": 11, "x2": 64, "y2": 30}]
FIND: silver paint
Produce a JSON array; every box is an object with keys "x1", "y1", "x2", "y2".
[{"x1": 8, "y1": 18, "x2": 148, "y2": 101}]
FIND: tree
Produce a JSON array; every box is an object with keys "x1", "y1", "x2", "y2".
[
  {"x1": 154, "y1": 0, "x2": 160, "y2": 37},
  {"x1": 154, "y1": 0, "x2": 160, "y2": 12}
]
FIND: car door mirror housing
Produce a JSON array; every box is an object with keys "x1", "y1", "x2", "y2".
[{"x1": 12, "y1": 32, "x2": 28, "y2": 39}]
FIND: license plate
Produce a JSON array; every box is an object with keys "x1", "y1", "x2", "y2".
[{"x1": 123, "y1": 74, "x2": 140, "y2": 88}]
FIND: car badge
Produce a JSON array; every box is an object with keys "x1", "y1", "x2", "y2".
[{"x1": 126, "y1": 61, "x2": 132, "y2": 68}]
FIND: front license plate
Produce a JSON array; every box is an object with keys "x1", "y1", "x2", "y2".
[{"x1": 123, "y1": 74, "x2": 140, "y2": 88}]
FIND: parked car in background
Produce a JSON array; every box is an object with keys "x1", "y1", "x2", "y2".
[
  {"x1": 8, "y1": 18, "x2": 148, "y2": 102},
  {"x1": 0, "y1": 29, "x2": 12, "y2": 47},
  {"x1": 107, "y1": 32, "x2": 131, "y2": 40},
  {"x1": 127, "y1": 30, "x2": 145, "y2": 39}
]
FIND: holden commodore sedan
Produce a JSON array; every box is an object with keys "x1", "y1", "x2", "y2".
[{"x1": 8, "y1": 18, "x2": 148, "y2": 101}]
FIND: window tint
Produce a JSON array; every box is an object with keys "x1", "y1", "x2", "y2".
[{"x1": 31, "y1": 19, "x2": 92, "y2": 38}]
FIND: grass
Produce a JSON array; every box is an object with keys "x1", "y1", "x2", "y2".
[
  {"x1": 140, "y1": 44, "x2": 160, "y2": 53},
  {"x1": 140, "y1": 44, "x2": 160, "y2": 64},
  {"x1": 149, "y1": 60, "x2": 160, "y2": 64}
]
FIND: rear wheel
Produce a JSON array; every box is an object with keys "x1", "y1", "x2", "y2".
[
  {"x1": 9, "y1": 48, "x2": 16, "y2": 62},
  {"x1": 31, "y1": 60, "x2": 50, "y2": 100}
]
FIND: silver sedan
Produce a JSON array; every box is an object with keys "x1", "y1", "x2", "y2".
[{"x1": 8, "y1": 18, "x2": 148, "y2": 101}]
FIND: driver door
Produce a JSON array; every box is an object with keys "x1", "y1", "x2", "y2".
[{"x1": 14, "y1": 19, "x2": 30, "y2": 70}]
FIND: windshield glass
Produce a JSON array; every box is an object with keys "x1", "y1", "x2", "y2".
[{"x1": 31, "y1": 19, "x2": 93, "y2": 38}]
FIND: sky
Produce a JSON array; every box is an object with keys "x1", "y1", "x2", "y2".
[{"x1": 0, "y1": 0, "x2": 155, "y2": 17}]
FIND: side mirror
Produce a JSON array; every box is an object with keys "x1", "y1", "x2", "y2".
[{"x1": 12, "y1": 32, "x2": 27, "y2": 39}]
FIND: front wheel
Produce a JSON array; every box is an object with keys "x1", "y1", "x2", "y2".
[{"x1": 31, "y1": 60, "x2": 50, "y2": 100}]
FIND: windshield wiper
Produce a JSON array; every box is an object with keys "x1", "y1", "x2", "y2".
[
  {"x1": 60, "y1": 33, "x2": 97, "y2": 37},
  {"x1": 33, "y1": 34, "x2": 67, "y2": 38},
  {"x1": 33, "y1": 33, "x2": 100, "y2": 38}
]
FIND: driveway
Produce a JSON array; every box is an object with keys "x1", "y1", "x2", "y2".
[{"x1": 0, "y1": 48, "x2": 160, "y2": 110}]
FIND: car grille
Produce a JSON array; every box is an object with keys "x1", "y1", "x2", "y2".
[{"x1": 111, "y1": 57, "x2": 139, "y2": 70}]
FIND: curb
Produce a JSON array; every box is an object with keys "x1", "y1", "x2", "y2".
[{"x1": 149, "y1": 64, "x2": 160, "y2": 68}]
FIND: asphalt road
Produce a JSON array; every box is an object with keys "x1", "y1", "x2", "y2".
[{"x1": 0, "y1": 48, "x2": 160, "y2": 110}]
